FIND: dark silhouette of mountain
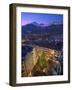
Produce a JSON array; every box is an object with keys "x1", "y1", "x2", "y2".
[
  {"x1": 31, "y1": 22, "x2": 42, "y2": 27},
  {"x1": 45, "y1": 24, "x2": 63, "y2": 35},
  {"x1": 22, "y1": 22, "x2": 44, "y2": 35},
  {"x1": 22, "y1": 22, "x2": 63, "y2": 36},
  {"x1": 40, "y1": 23, "x2": 45, "y2": 26}
]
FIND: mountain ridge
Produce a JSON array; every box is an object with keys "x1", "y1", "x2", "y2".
[{"x1": 22, "y1": 22, "x2": 63, "y2": 36}]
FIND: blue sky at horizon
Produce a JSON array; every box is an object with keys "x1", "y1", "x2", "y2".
[{"x1": 21, "y1": 12, "x2": 63, "y2": 26}]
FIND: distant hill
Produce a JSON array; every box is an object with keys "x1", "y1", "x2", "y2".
[{"x1": 22, "y1": 22, "x2": 63, "y2": 36}]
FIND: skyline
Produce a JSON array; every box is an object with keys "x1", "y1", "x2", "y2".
[{"x1": 21, "y1": 12, "x2": 63, "y2": 26}]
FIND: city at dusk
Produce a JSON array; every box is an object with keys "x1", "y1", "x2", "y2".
[{"x1": 21, "y1": 12, "x2": 63, "y2": 77}]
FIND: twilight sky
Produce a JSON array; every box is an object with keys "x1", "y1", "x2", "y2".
[{"x1": 21, "y1": 12, "x2": 63, "y2": 26}]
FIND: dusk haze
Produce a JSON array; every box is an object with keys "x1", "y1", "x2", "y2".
[{"x1": 21, "y1": 12, "x2": 63, "y2": 26}]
